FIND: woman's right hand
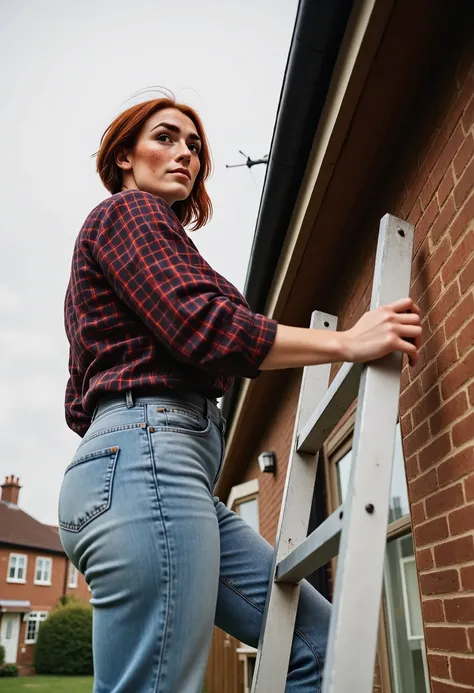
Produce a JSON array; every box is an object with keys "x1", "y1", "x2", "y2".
[{"x1": 340, "y1": 297, "x2": 422, "y2": 367}]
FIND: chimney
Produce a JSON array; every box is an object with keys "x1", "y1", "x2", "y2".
[{"x1": 1, "y1": 475, "x2": 21, "y2": 505}]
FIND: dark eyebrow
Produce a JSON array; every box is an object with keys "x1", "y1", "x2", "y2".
[{"x1": 150, "y1": 121, "x2": 201, "y2": 142}]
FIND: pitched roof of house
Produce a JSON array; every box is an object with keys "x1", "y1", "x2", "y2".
[{"x1": 0, "y1": 500, "x2": 64, "y2": 553}]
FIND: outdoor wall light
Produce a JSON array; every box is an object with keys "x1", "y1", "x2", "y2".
[{"x1": 258, "y1": 451, "x2": 276, "y2": 474}]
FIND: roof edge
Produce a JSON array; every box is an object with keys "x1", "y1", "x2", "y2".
[{"x1": 221, "y1": 0, "x2": 353, "y2": 425}]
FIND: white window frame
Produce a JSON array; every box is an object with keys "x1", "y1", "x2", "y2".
[
  {"x1": 34, "y1": 557, "x2": 52, "y2": 586},
  {"x1": 227, "y1": 480, "x2": 260, "y2": 533},
  {"x1": 25, "y1": 611, "x2": 48, "y2": 644},
  {"x1": 237, "y1": 647, "x2": 257, "y2": 693},
  {"x1": 68, "y1": 563, "x2": 78, "y2": 589},
  {"x1": 400, "y1": 556, "x2": 423, "y2": 642},
  {"x1": 7, "y1": 553, "x2": 28, "y2": 584}
]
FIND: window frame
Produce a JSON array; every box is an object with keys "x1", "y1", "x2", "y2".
[
  {"x1": 24, "y1": 611, "x2": 48, "y2": 644},
  {"x1": 227, "y1": 479, "x2": 260, "y2": 534},
  {"x1": 34, "y1": 556, "x2": 53, "y2": 586},
  {"x1": 400, "y1": 556, "x2": 423, "y2": 642},
  {"x1": 7, "y1": 553, "x2": 28, "y2": 584},
  {"x1": 68, "y1": 562, "x2": 79, "y2": 589}
]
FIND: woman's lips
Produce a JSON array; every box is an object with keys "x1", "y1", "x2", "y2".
[{"x1": 169, "y1": 169, "x2": 191, "y2": 180}]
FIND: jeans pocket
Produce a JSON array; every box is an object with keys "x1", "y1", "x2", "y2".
[
  {"x1": 58, "y1": 446, "x2": 119, "y2": 533},
  {"x1": 157, "y1": 405, "x2": 212, "y2": 436}
]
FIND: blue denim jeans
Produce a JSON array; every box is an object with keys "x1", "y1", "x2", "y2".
[{"x1": 58, "y1": 391, "x2": 330, "y2": 693}]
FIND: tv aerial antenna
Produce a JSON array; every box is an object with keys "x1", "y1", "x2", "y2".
[{"x1": 226, "y1": 150, "x2": 269, "y2": 169}]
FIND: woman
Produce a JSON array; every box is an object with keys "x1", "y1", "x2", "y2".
[{"x1": 59, "y1": 97, "x2": 422, "y2": 693}]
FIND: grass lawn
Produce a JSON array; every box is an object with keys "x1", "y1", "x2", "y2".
[{"x1": 0, "y1": 676, "x2": 93, "y2": 692}]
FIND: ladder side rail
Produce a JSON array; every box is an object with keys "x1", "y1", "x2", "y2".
[
  {"x1": 251, "y1": 312, "x2": 337, "y2": 693},
  {"x1": 322, "y1": 214, "x2": 414, "y2": 693}
]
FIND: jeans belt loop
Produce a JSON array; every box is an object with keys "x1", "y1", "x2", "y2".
[{"x1": 125, "y1": 390, "x2": 134, "y2": 409}]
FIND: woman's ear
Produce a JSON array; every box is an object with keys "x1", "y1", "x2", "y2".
[{"x1": 115, "y1": 148, "x2": 133, "y2": 171}]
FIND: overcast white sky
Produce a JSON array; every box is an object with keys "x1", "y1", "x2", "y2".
[{"x1": 0, "y1": 0, "x2": 298, "y2": 525}]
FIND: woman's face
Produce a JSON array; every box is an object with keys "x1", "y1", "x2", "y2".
[{"x1": 116, "y1": 107, "x2": 202, "y2": 206}]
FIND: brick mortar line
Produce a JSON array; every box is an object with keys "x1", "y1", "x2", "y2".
[
  {"x1": 425, "y1": 623, "x2": 471, "y2": 630},
  {"x1": 418, "y1": 558, "x2": 474, "y2": 569},
  {"x1": 430, "y1": 679, "x2": 474, "y2": 690},
  {"x1": 412, "y1": 441, "x2": 473, "y2": 474},
  {"x1": 405, "y1": 423, "x2": 472, "y2": 461},
  {"x1": 412, "y1": 203, "x2": 473, "y2": 274},
  {"x1": 419, "y1": 563, "x2": 474, "y2": 577},
  {"x1": 402, "y1": 371, "x2": 474, "y2": 419},
  {"x1": 410, "y1": 470, "x2": 473, "y2": 504},
  {"x1": 425, "y1": 277, "x2": 463, "y2": 325},
  {"x1": 415, "y1": 539, "x2": 473, "y2": 554},
  {"x1": 427, "y1": 211, "x2": 471, "y2": 259},
  {"x1": 431, "y1": 677, "x2": 474, "y2": 689},
  {"x1": 422, "y1": 591, "x2": 463, "y2": 601},
  {"x1": 415, "y1": 503, "x2": 474, "y2": 526},
  {"x1": 430, "y1": 679, "x2": 471, "y2": 688}
]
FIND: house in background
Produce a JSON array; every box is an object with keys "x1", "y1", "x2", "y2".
[
  {"x1": 205, "y1": 0, "x2": 474, "y2": 692},
  {"x1": 0, "y1": 475, "x2": 90, "y2": 674}
]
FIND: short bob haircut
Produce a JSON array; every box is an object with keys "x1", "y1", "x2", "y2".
[{"x1": 96, "y1": 97, "x2": 212, "y2": 230}]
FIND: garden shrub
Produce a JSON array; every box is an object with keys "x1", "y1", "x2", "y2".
[
  {"x1": 0, "y1": 663, "x2": 18, "y2": 677},
  {"x1": 34, "y1": 602, "x2": 93, "y2": 675}
]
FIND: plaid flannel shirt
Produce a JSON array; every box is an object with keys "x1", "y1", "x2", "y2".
[{"x1": 64, "y1": 190, "x2": 277, "y2": 436}]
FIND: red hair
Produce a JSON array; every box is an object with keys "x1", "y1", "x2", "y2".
[{"x1": 96, "y1": 98, "x2": 212, "y2": 230}]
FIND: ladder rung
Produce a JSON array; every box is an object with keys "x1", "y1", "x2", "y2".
[
  {"x1": 297, "y1": 362, "x2": 362, "y2": 454},
  {"x1": 275, "y1": 506, "x2": 344, "y2": 584}
]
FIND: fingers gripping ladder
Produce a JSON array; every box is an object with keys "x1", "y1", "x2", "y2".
[{"x1": 251, "y1": 214, "x2": 414, "y2": 693}]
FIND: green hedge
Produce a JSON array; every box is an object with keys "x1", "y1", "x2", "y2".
[
  {"x1": 34, "y1": 603, "x2": 93, "y2": 675},
  {"x1": 0, "y1": 663, "x2": 18, "y2": 677}
]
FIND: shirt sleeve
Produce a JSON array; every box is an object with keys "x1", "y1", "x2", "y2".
[{"x1": 89, "y1": 191, "x2": 277, "y2": 378}]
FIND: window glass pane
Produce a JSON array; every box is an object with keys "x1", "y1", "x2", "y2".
[
  {"x1": 336, "y1": 423, "x2": 410, "y2": 520},
  {"x1": 8, "y1": 556, "x2": 16, "y2": 578},
  {"x1": 27, "y1": 617, "x2": 37, "y2": 642},
  {"x1": 237, "y1": 498, "x2": 259, "y2": 533},
  {"x1": 385, "y1": 534, "x2": 428, "y2": 693},
  {"x1": 44, "y1": 559, "x2": 51, "y2": 581}
]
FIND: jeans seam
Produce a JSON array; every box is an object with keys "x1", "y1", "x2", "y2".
[
  {"x1": 148, "y1": 430, "x2": 174, "y2": 692},
  {"x1": 219, "y1": 576, "x2": 323, "y2": 691}
]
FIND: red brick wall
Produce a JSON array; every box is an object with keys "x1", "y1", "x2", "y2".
[
  {"x1": 397, "y1": 50, "x2": 474, "y2": 693},
  {"x1": 0, "y1": 546, "x2": 90, "y2": 669},
  {"x1": 243, "y1": 371, "x2": 300, "y2": 546},
  {"x1": 0, "y1": 547, "x2": 68, "y2": 607},
  {"x1": 322, "y1": 47, "x2": 474, "y2": 692}
]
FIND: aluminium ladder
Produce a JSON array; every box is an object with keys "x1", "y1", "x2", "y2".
[{"x1": 251, "y1": 214, "x2": 414, "y2": 693}]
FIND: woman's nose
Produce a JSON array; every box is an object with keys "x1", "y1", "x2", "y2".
[{"x1": 176, "y1": 142, "x2": 191, "y2": 162}]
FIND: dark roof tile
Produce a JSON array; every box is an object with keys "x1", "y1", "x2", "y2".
[{"x1": 0, "y1": 501, "x2": 64, "y2": 553}]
